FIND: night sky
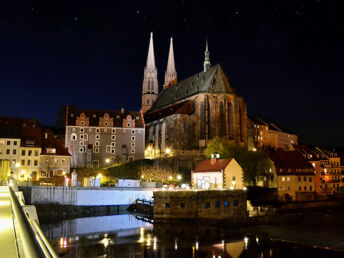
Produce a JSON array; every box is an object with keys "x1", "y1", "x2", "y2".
[{"x1": 0, "y1": 1, "x2": 343, "y2": 147}]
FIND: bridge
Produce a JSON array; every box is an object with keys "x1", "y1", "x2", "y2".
[{"x1": 0, "y1": 186, "x2": 58, "y2": 258}]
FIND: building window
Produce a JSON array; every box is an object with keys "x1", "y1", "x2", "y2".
[
  {"x1": 13, "y1": 141, "x2": 17, "y2": 146},
  {"x1": 34, "y1": 160, "x2": 38, "y2": 166},
  {"x1": 131, "y1": 148, "x2": 135, "y2": 153},
  {"x1": 13, "y1": 149, "x2": 16, "y2": 155},
  {"x1": 96, "y1": 128, "x2": 100, "y2": 133},
  {"x1": 34, "y1": 150, "x2": 39, "y2": 156},
  {"x1": 28, "y1": 150, "x2": 32, "y2": 156},
  {"x1": 80, "y1": 134, "x2": 84, "y2": 140},
  {"x1": 27, "y1": 160, "x2": 31, "y2": 166},
  {"x1": 112, "y1": 128, "x2": 116, "y2": 134},
  {"x1": 131, "y1": 136, "x2": 135, "y2": 141},
  {"x1": 131, "y1": 129, "x2": 135, "y2": 134},
  {"x1": 104, "y1": 128, "x2": 107, "y2": 133},
  {"x1": 111, "y1": 142, "x2": 116, "y2": 147},
  {"x1": 95, "y1": 141, "x2": 100, "y2": 146},
  {"x1": 80, "y1": 141, "x2": 84, "y2": 146},
  {"x1": 81, "y1": 121, "x2": 84, "y2": 125},
  {"x1": 84, "y1": 134, "x2": 88, "y2": 141},
  {"x1": 79, "y1": 146, "x2": 86, "y2": 153},
  {"x1": 106, "y1": 146, "x2": 111, "y2": 153},
  {"x1": 7, "y1": 141, "x2": 10, "y2": 145},
  {"x1": 61, "y1": 159, "x2": 65, "y2": 164},
  {"x1": 6, "y1": 149, "x2": 10, "y2": 155},
  {"x1": 282, "y1": 177, "x2": 285, "y2": 182},
  {"x1": 287, "y1": 177, "x2": 290, "y2": 181},
  {"x1": 111, "y1": 135, "x2": 116, "y2": 140},
  {"x1": 93, "y1": 147, "x2": 99, "y2": 153},
  {"x1": 298, "y1": 177, "x2": 301, "y2": 182},
  {"x1": 131, "y1": 142, "x2": 135, "y2": 147},
  {"x1": 21, "y1": 160, "x2": 25, "y2": 166},
  {"x1": 233, "y1": 200, "x2": 238, "y2": 207},
  {"x1": 299, "y1": 186, "x2": 301, "y2": 191},
  {"x1": 304, "y1": 177, "x2": 306, "y2": 181},
  {"x1": 111, "y1": 149, "x2": 115, "y2": 154},
  {"x1": 165, "y1": 203, "x2": 170, "y2": 208},
  {"x1": 304, "y1": 186, "x2": 307, "y2": 191},
  {"x1": 105, "y1": 122, "x2": 108, "y2": 126},
  {"x1": 80, "y1": 127, "x2": 84, "y2": 133},
  {"x1": 95, "y1": 134, "x2": 100, "y2": 140},
  {"x1": 309, "y1": 177, "x2": 312, "y2": 182},
  {"x1": 205, "y1": 202, "x2": 210, "y2": 208},
  {"x1": 21, "y1": 150, "x2": 25, "y2": 156},
  {"x1": 224, "y1": 201, "x2": 229, "y2": 207},
  {"x1": 71, "y1": 134, "x2": 77, "y2": 140},
  {"x1": 215, "y1": 201, "x2": 220, "y2": 208},
  {"x1": 180, "y1": 203, "x2": 185, "y2": 208},
  {"x1": 310, "y1": 186, "x2": 312, "y2": 191}
]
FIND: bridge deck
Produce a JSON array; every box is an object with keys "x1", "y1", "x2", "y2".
[{"x1": 0, "y1": 186, "x2": 18, "y2": 257}]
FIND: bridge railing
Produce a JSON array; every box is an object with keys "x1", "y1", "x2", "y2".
[{"x1": 8, "y1": 186, "x2": 58, "y2": 258}]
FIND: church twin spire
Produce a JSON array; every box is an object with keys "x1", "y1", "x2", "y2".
[
  {"x1": 164, "y1": 37, "x2": 178, "y2": 89},
  {"x1": 142, "y1": 32, "x2": 211, "y2": 113}
]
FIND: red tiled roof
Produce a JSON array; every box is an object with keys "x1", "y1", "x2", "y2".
[
  {"x1": 268, "y1": 151, "x2": 313, "y2": 168},
  {"x1": 193, "y1": 158, "x2": 233, "y2": 172}
]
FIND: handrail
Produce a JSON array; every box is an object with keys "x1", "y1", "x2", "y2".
[{"x1": 8, "y1": 186, "x2": 58, "y2": 258}]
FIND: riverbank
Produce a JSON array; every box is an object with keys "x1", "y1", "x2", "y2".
[{"x1": 36, "y1": 204, "x2": 129, "y2": 222}]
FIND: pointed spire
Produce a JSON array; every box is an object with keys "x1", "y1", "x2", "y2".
[
  {"x1": 142, "y1": 32, "x2": 158, "y2": 113},
  {"x1": 146, "y1": 32, "x2": 155, "y2": 67},
  {"x1": 164, "y1": 37, "x2": 178, "y2": 89},
  {"x1": 203, "y1": 39, "x2": 211, "y2": 72}
]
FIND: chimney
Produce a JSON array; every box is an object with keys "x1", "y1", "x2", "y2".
[
  {"x1": 210, "y1": 153, "x2": 220, "y2": 165},
  {"x1": 121, "y1": 108, "x2": 124, "y2": 114}
]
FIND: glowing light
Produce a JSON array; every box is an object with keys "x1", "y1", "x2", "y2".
[
  {"x1": 177, "y1": 175, "x2": 182, "y2": 180},
  {"x1": 230, "y1": 186, "x2": 234, "y2": 190},
  {"x1": 244, "y1": 236, "x2": 249, "y2": 249},
  {"x1": 253, "y1": 148, "x2": 257, "y2": 152},
  {"x1": 195, "y1": 241, "x2": 199, "y2": 250},
  {"x1": 141, "y1": 175, "x2": 144, "y2": 179},
  {"x1": 153, "y1": 236, "x2": 157, "y2": 250},
  {"x1": 216, "y1": 153, "x2": 220, "y2": 159},
  {"x1": 147, "y1": 146, "x2": 152, "y2": 152},
  {"x1": 146, "y1": 234, "x2": 151, "y2": 247},
  {"x1": 97, "y1": 173, "x2": 102, "y2": 178},
  {"x1": 101, "y1": 238, "x2": 110, "y2": 248},
  {"x1": 169, "y1": 176, "x2": 172, "y2": 180},
  {"x1": 15, "y1": 162, "x2": 20, "y2": 168},
  {"x1": 174, "y1": 238, "x2": 178, "y2": 250},
  {"x1": 8, "y1": 182, "x2": 13, "y2": 187},
  {"x1": 243, "y1": 186, "x2": 247, "y2": 190},
  {"x1": 165, "y1": 148, "x2": 171, "y2": 154},
  {"x1": 256, "y1": 237, "x2": 259, "y2": 244},
  {"x1": 105, "y1": 158, "x2": 110, "y2": 163},
  {"x1": 21, "y1": 170, "x2": 25, "y2": 175}
]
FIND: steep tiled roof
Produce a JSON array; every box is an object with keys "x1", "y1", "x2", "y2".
[
  {"x1": 41, "y1": 129, "x2": 70, "y2": 156},
  {"x1": 147, "y1": 64, "x2": 236, "y2": 113},
  {"x1": 144, "y1": 100, "x2": 194, "y2": 123},
  {"x1": 67, "y1": 108, "x2": 144, "y2": 128},
  {"x1": 193, "y1": 158, "x2": 233, "y2": 172}
]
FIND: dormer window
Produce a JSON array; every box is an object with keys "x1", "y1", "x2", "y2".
[{"x1": 46, "y1": 148, "x2": 56, "y2": 154}]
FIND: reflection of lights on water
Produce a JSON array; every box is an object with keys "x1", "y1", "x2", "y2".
[
  {"x1": 222, "y1": 240, "x2": 225, "y2": 250},
  {"x1": 244, "y1": 237, "x2": 248, "y2": 249},
  {"x1": 256, "y1": 237, "x2": 259, "y2": 244},
  {"x1": 101, "y1": 238, "x2": 110, "y2": 248},
  {"x1": 139, "y1": 227, "x2": 145, "y2": 243},
  {"x1": 195, "y1": 241, "x2": 199, "y2": 250},
  {"x1": 59, "y1": 237, "x2": 67, "y2": 248},
  {"x1": 269, "y1": 248, "x2": 273, "y2": 256},
  {"x1": 146, "y1": 234, "x2": 151, "y2": 247},
  {"x1": 174, "y1": 238, "x2": 178, "y2": 250},
  {"x1": 153, "y1": 236, "x2": 157, "y2": 250}
]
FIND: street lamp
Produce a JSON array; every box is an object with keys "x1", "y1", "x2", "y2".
[
  {"x1": 169, "y1": 176, "x2": 172, "y2": 180},
  {"x1": 105, "y1": 158, "x2": 110, "y2": 164},
  {"x1": 165, "y1": 148, "x2": 171, "y2": 155},
  {"x1": 177, "y1": 175, "x2": 182, "y2": 180}
]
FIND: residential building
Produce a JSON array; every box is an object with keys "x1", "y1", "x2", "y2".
[
  {"x1": 0, "y1": 116, "x2": 70, "y2": 181},
  {"x1": 144, "y1": 36, "x2": 248, "y2": 154},
  {"x1": 191, "y1": 157, "x2": 244, "y2": 190},
  {"x1": 268, "y1": 151, "x2": 315, "y2": 200},
  {"x1": 249, "y1": 117, "x2": 298, "y2": 150},
  {"x1": 65, "y1": 107, "x2": 145, "y2": 168}
]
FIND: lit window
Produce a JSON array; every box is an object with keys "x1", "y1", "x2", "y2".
[
  {"x1": 282, "y1": 177, "x2": 285, "y2": 182},
  {"x1": 287, "y1": 177, "x2": 290, "y2": 181}
]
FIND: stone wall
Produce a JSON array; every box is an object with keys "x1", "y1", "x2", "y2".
[
  {"x1": 19, "y1": 186, "x2": 153, "y2": 206},
  {"x1": 153, "y1": 190, "x2": 247, "y2": 222}
]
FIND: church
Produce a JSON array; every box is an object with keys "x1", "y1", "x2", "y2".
[{"x1": 142, "y1": 33, "x2": 248, "y2": 154}]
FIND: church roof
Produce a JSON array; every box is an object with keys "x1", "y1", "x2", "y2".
[{"x1": 147, "y1": 64, "x2": 237, "y2": 113}]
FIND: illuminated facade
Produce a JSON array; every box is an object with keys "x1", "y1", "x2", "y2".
[
  {"x1": 65, "y1": 108, "x2": 145, "y2": 168},
  {"x1": 144, "y1": 41, "x2": 247, "y2": 153},
  {"x1": 249, "y1": 117, "x2": 298, "y2": 150}
]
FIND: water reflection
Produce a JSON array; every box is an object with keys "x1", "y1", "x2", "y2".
[{"x1": 41, "y1": 213, "x2": 343, "y2": 257}]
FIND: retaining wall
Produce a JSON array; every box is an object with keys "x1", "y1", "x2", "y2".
[{"x1": 19, "y1": 186, "x2": 153, "y2": 206}]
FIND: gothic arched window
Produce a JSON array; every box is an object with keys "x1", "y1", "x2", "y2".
[
  {"x1": 228, "y1": 102, "x2": 234, "y2": 139},
  {"x1": 219, "y1": 101, "x2": 225, "y2": 137},
  {"x1": 147, "y1": 80, "x2": 151, "y2": 90},
  {"x1": 147, "y1": 99, "x2": 150, "y2": 105},
  {"x1": 200, "y1": 101, "x2": 205, "y2": 139}
]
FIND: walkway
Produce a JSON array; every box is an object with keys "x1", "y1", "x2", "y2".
[{"x1": 0, "y1": 186, "x2": 18, "y2": 257}]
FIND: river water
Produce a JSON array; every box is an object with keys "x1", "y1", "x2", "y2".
[{"x1": 41, "y1": 212, "x2": 344, "y2": 257}]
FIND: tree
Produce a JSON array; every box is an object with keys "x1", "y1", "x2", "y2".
[
  {"x1": 204, "y1": 138, "x2": 272, "y2": 186},
  {"x1": 169, "y1": 115, "x2": 197, "y2": 150}
]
